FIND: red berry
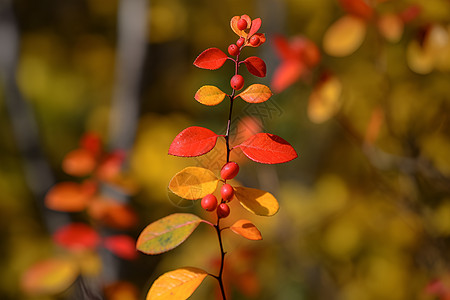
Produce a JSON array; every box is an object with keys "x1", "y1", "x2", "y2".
[
  {"x1": 221, "y1": 184, "x2": 234, "y2": 201},
  {"x1": 228, "y1": 44, "x2": 239, "y2": 56},
  {"x1": 217, "y1": 203, "x2": 230, "y2": 218},
  {"x1": 201, "y1": 194, "x2": 217, "y2": 211},
  {"x1": 230, "y1": 75, "x2": 244, "y2": 90},
  {"x1": 249, "y1": 35, "x2": 260, "y2": 46},
  {"x1": 236, "y1": 37, "x2": 245, "y2": 48},
  {"x1": 237, "y1": 19, "x2": 248, "y2": 31},
  {"x1": 221, "y1": 162, "x2": 239, "y2": 180}
]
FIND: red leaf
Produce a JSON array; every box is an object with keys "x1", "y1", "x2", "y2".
[
  {"x1": 244, "y1": 56, "x2": 266, "y2": 77},
  {"x1": 338, "y1": 0, "x2": 373, "y2": 20},
  {"x1": 236, "y1": 133, "x2": 298, "y2": 164},
  {"x1": 103, "y1": 235, "x2": 137, "y2": 260},
  {"x1": 248, "y1": 18, "x2": 262, "y2": 38},
  {"x1": 271, "y1": 60, "x2": 304, "y2": 93},
  {"x1": 53, "y1": 223, "x2": 100, "y2": 251},
  {"x1": 169, "y1": 126, "x2": 219, "y2": 157},
  {"x1": 193, "y1": 48, "x2": 228, "y2": 70},
  {"x1": 80, "y1": 132, "x2": 102, "y2": 157}
]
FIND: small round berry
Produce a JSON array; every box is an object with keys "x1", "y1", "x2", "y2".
[
  {"x1": 221, "y1": 184, "x2": 234, "y2": 201},
  {"x1": 221, "y1": 162, "x2": 239, "y2": 180},
  {"x1": 228, "y1": 44, "x2": 239, "y2": 56},
  {"x1": 237, "y1": 19, "x2": 248, "y2": 31},
  {"x1": 249, "y1": 35, "x2": 260, "y2": 46},
  {"x1": 230, "y1": 75, "x2": 244, "y2": 90},
  {"x1": 201, "y1": 194, "x2": 217, "y2": 211},
  {"x1": 217, "y1": 203, "x2": 230, "y2": 218},
  {"x1": 236, "y1": 37, "x2": 245, "y2": 48}
]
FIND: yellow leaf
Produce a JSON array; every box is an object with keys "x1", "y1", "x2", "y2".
[
  {"x1": 307, "y1": 74, "x2": 342, "y2": 124},
  {"x1": 235, "y1": 186, "x2": 279, "y2": 216},
  {"x1": 147, "y1": 267, "x2": 208, "y2": 300},
  {"x1": 230, "y1": 219, "x2": 262, "y2": 240},
  {"x1": 21, "y1": 257, "x2": 79, "y2": 295},
  {"x1": 323, "y1": 15, "x2": 366, "y2": 57},
  {"x1": 237, "y1": 84, "x2": 272, "y2": 103},
  {"x1": 169, "y1": 167, "x2": 219, "y2": 200},
  {"x1": 194, "y1": 85, "x2": 227, "y2": 106}
]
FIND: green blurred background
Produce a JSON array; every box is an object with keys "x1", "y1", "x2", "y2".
[{"x1": 1, "y1": 0, "x2": 450, "y2": 299}]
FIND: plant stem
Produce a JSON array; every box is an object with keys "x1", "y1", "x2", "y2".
[{"x1": 214, "y1": 220, "x2": 227, "y2": 300}]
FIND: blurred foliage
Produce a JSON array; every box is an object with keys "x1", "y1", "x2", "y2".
[{"x1": 1, "y1": 0, "x2": 450, "y2": 299}]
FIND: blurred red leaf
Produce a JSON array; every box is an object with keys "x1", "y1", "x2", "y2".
[
  {"x1": 103, "y1": 235, "x2": 137, "y2": 260},
  {"x1": 271, "y1": 35, "x2": 320, "y2": 93},
  {"x1": 338, "y1": 0, "x2": 373, "y2": 20},
  {"x1": 45, "y1": 182, "x2": 92, "y2": 212},
  {"x1": 80, "y1": 132, "x2": 102, "y2": 157},
  {"x1": 244, "y1": 56, "x2": 266, "y2": 77},
  {"x1": 62, "y1": 148, "x2": 97, "y2": 177},
  {"x1": 53, "y1": 223, "x2": 100, "y2": 251},
  {"x1": 193, "y1": 48, "x2": 228, "y2": 70},
  {"x1": 399, "y1": 5, "x2": 421, "y2": 23},
  {"x1": 236, "y1": 133, "x2": 298, "y2": 164},
  {"x1": 88, "y1": 198, "x2": 137, "y2": 229},
  {"x1": 169, "y1": 126, "x2": 219, "y2": 157},
  {"x1": 96, "y1": 150, "x2": 125, "y2": 181}
]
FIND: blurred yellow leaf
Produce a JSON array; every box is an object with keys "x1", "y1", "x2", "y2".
[
  {"x1": 147, "y1": 267, "x2": 208, "y2": 300},
  {"x1": 235, "y1": 186, "x2": 279, "y2": 216},
  {"x1": 323, "y1": 15, "x2": 366, "y2": 57},
  {"x1": 377, "y1": 14, "x2": 404, "y2": 43},
  {"x1": 21, "y1": 257, "x2": 78, "y2": 295},
  {"x1": 169, "y1": 167, "x2": 219, "y2": 200},
  {"x1": 307, "y1": 74, "x2": 342, "y2": 123}
]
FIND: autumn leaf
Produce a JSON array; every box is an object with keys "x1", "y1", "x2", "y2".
[
  {"x1": 53, "y1": 223, "x2": 100, "y2": 251},
  {"x1": 338, "y1": 0, "x2": 373, "y2": 20},
  {"x1": 45, "y1": 182, "x2": 92, "y2": 212},
  {"x1": 136, "y1": 213, "x2": 203, "y2": 255},
  {"x1": 323, "y1": 15, "x2": 367, "y2": 57},
  {"x1": 21, "y1": 257, "x2": 79, "y2": 295},
  {"x1": 307, "y1": 72, "x2": 342, "y2": 124},
  {"x1": 243, "y1": 56, "x2": 266, "y2": 77},
  {"x1": 236, "y1": 133, "x2": 298, "y2": 164},
  {"x1": 169, "y1": 126, "x2": 219, "y2": 157},
  {"x1": 237, "y1": 84, "x2": 272, "y2": 103},
  {"x1": 62, "y1": 148, "x2": 97, "y2": 177},
  {"x1": 104, "y1": 235, "x2": 137, "y2": 260},
  {"x1": 193, "y1": 48, "x2": 228, "y2": 70},
  {"x1": 194, "y1": 85, "x2": 227, "y2": 106},
  {"x1": 271, "y1": 35, "x2": 320, "y2": 93},
  {"x1": 168, "y1": 167, "x2": 219, "y2": 200},
  {"x1": 235, "y1": 186, "x2": 279, "y2": 216},
  {"x1": 146, "y1": 267, "x2": 208, "y2": 300},
  {"x1": 230, "y1": 219, "x2": 262, "y2": 240}
]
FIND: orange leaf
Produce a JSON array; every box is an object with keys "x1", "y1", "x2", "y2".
[
  {"x1": 194, "y1": 85, "x2": 227, "y2": 106},
  {"x1": 230, "y1": 15, "x2": 251, "y2": 38},
  {"x1": 21, "y1": 257, "x2": 79, "y2": 295},
  {"x1": 323, "y1": 15, "x2": 366, "y2": 57},
  {"x1": 237, "y1": 84, "x2": 272, "y2": 103},
  {"x1": 377, "y1": 13, "x2": 404, "y2": 43},
  {"x1": 104, "y1": 281, "x2": 139, "y2": 300},
  {"x1": 146, "y1": 267, "x2": 208, "y2": 300},
  {"x1": 307, "y1": 73, "x2": 342, "y2": 124},
  {"x1": 45, "y1": 182, "x2": 92, "y2": 212},
  {"x1": 230, "y1": 219, "x2": 262, "y2": 240},
  {"x1": 235, "y1": 186, "x2": 279, "y2": 216},
  {"x1": 62, "y1": 148, "x2": 97, "y2": 177},
  {"x1": 88, "y1": 198, "x2": 138, "y2": 229}
]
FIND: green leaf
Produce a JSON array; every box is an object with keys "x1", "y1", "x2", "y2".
[
  {"x1": 146, "y1": 267, "x2": 208, "y2": 300},
  {"x1": 169, "y1": 167, "x2": 219, "y2": 200},
  {"x1": 136, "y1": 213, "x2": 203, "y2": 255}
]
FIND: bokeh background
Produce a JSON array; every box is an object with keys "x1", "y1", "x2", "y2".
[{"x1": 1, "y1": 0, "x2": 450, "y2": 299}]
